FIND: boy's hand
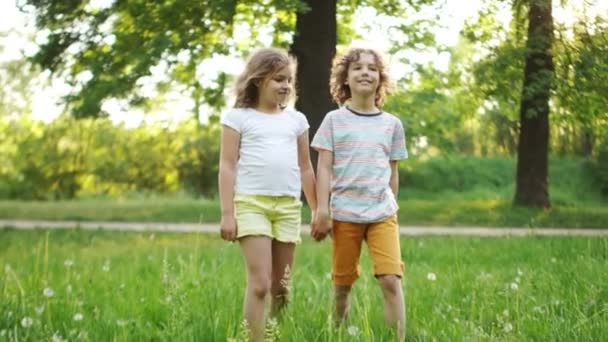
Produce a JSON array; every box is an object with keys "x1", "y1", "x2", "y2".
[
  {"x1": 220, "y1": 215, "x2": 237, "y2": 242},
  {"x1": 311, "y1": 210, "x2": 332, "y2": 241}
]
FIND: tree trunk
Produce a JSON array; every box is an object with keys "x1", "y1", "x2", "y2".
[
  {"x1": 514, "y1": 0, "x2": 554, "y2": 208},
  {"x1": 290, "y1": 0, "x2": 337, "y2": 167}
]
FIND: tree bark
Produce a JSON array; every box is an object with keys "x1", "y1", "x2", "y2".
[
  {"x1": 514, "y1": 0, "x2": 554, "y2": 208},
  {"x1": 290, "y1": 0, "x2": 337, "y2": 167}
]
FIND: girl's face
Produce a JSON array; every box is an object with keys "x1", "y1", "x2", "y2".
[
  {"x1": 258, "y1": 66, "x2": 293, "y2": 110},
  {"x1": 346, "y1": 52, "x2": 379, "y2": 97}
]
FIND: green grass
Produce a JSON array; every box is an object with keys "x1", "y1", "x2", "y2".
[
  {"x1": 0, "y1": 196, "x2": 607, "y2": 228},
  {"x1": 0, "y1": 229, "x2": 606, "y2": 340}
]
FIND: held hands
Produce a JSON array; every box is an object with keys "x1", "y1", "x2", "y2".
[
  {"x1": 220, "y1": 214, "x2": 237, "y2": 242},
  {"x1": 311, "y1": 209, "x2": 332, "y2": 242}
]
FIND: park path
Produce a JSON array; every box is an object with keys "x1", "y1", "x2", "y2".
[{"x1": 1, "y1": 219, "x2": 607, "y2": 237}]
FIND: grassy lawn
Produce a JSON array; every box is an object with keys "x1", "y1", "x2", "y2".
[
  {"x1": 1, "y1": 228, "x2": 606, "y2": 340},
  {"x1": 0, "y1": 197, "x2": 607, "y2": 228}
]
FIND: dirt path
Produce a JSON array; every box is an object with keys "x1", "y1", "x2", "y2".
[{"x1": 2, "y1": 219, "x2": 607, "y2": 237}]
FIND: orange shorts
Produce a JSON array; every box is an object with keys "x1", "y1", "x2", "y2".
[{"x1": 332, "y1": 215, "x2": 404, "y2": 286}]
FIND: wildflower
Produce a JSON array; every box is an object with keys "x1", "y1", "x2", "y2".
[
  {"x1": 43, "y1": 287, "x2": 55, "y2": 298},
  {"x1": 503, "y1": 322, "x2": 513, "y2": 332},
  {"x1": 21, "y1": 317, "x2": 34, "y2": 328},
  {"x1": 503, "y1": 309, "x2": 509, "y2": 317},
  {"x1": 73, "y1": 313, "x2": 84, "y2": 321},
  {"x1": 35, "y1": 305, "x2": 45, "y2": 315},
  {"x1": 64, "y1": 259, "x2": 74, "y2": 267},
  {"x1": 102, "y1": 261, "x2": 110, "y2": 272},
  {"x1": 51, "y1": 332, "x2": 64, "y2": 342},
  {"x1": 427, "y1": 272, "x2": 437, "y2": 281},
  {"x1": 347, "y1": 325, "x2": 360, "y2": 336},
  {"x1": 517, "y1": 268, "x2": 523, "y2": 276},
  {"x1": 510, "y1": 282, "x2": 518, "y2": 290}
]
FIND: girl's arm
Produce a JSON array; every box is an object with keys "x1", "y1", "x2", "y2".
[
  {"x1": 297, "y1": 131, "x2": 317, "y2": 212},
  {"x1": 389, "y1": 160, "x2": 399, "y2": 198},
  {"x1": 218, "y1": 125, "x2": 240, "y2": 241}
]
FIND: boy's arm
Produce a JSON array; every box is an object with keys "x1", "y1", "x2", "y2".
[
  {"x1": 298, "y1": 130, "x2": 317, "y2": 212},
  {"x1": 218, "y1": 126, "x2": 240, "y2": 241},
  {"x1": 390, "y1": 160, "x2": 399, "y2": 198},
  {"x1": 313, "y1": 149, "x2": 333, "y2": 241}
]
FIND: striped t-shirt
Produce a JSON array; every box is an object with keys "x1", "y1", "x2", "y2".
[{"x1": 311, "y1": 107, "x2": 408, "y2": 223}]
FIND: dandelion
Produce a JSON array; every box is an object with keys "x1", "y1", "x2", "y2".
[
  {"x1": 64, "y1": 259, "x2": 74, "y2": 267},
  {"x1": 73, "y1": 313, "x2": 84, "y2": 321},
  {"x1": 515, "y1": 276, "x2": 521, "y2": 283},
  {"x1": 427, "y1": 272, "x2": 437, "y2": 281},
  {"x1": 67, "y1": 284, "x2": 73, "y2": 294},
  {"x1": 551, "y1": 257, "x2": 557, "y2": 263},
  {"x1": 503, "y1": 322, "x2": 513, "y2": 332},
  {"x1": 0, "y1": 329, "x2": 6, "y2": 337},
  {"x1": 116, "y1": 319, "x2": 128, "y2": 327},
  {"x1": 510, "y1": 282, "x2": 518, "y2": 290},
  {"x1": 102, "y1": 261, "x2": 110, "y2": 272},
  {"x1": 347, "y1": 325, "x2": 360, "y2": 337},
  {"x1": 21, "y1": 317, "x2": 34, "y2": 328},
  {"x1": 517, "y1": 268, "x2": 523, "y2": 276},
  {"x1": 503, "y1": 309, "x2": 509, "y2": 317},
  {"x1": 51, "y1": 332, "x2": 65, "y2": 342},
  {"x1": 326, "y1": 272, "x2": 332, "y2": 280},
  {"x1": 35, "y1": 305, "x2": 45, "y2": 315},
  {"x1": 43, "y1": 287, "x2": 55, "y2": 297}
]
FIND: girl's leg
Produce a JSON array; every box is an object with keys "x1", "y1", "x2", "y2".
[
  {"x1": 270, "y1": 240, "x2": 296, "y2": 316},
  {"x1": 240, "y1": 236, "x2": 273, "y2": 342}
]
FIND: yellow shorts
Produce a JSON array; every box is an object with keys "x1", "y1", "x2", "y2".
[
  {"x1": 234, "y1": 194, "x2": 302, "y2": 243},
  {"x1": 332, "y1": 215, "x2": 404, "y2": 286}
]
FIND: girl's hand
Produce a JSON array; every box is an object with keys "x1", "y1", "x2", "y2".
[{"x1": 220, "y1": 215, "x2": 238, "y2": 242}]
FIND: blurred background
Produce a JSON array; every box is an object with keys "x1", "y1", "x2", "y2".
[{"x1": 1, "y1": 0, "x2": 606, "y2": 226}]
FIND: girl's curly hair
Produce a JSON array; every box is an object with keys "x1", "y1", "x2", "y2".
[
  {"x1": 329, "y1": 47, "x2": 391, "y2": 107},
  {"x1": 233, "y1": 48, "x2": 297, "y2": 108}
]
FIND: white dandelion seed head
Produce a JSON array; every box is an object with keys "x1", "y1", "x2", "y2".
[
  {"x1": 67, "y1": 284, "x2": 73, "y2": 293},
  {"x1": 503, "y1": 322, "x2": 513, "y2": 332},
  {"x1": 427, "y1": 272, "x2": 437, "y2": 281},
  {"x1": 347, "y1": 325, "x2": 360, "y2": 336},
  {"x1": 64, "y1": 259, "x2": 74, "y2": 267},
  {"x1": 43, "y1": 287, "x2": 55, "y2": 297},
  {"x1": 35, "y1": 305, "x2": 45, "y2": 315},
  {"x1": 102, "y1": 262, "x2": 110, "y2": 272},
  {"x1": 51, "y1": 332, "x2": 65, "y2": 342},
  {"x1": 510, "y1": 282, "x2": 518, "y2": 290},
  {"x1": 326, "y1": 272, "x2": 332, "y2": 280},
  {"x1": 517, "y1": 268, "x2": 523, "y2": 276},
  {"x1": 73, "y1": 313, "x2": 84, "y2": 321},
  {"x1": 21, "y1": 317, "x2": 34, "y2": 328},
  {"x1": 515, "y1": 276, "x2": 521, "y2": 283},
  {"x1": 503, "y1": 309, "x2": 509, "y2": 316}
]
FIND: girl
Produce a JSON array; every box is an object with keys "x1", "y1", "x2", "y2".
[{"x1": 218, "y1": 47, "x2": 317, "y2": 341}]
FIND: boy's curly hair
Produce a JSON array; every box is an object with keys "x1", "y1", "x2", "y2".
[
  {"x1": 233, "y1": 48, "x2": 297, "y2": 108},
  {"x1": 329, "y1": 47, "x2": 391, "y2": 107}
]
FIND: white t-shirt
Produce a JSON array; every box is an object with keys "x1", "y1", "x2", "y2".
[{"x1": 221, "y1": 107, "x2": 309, "y2": 198}]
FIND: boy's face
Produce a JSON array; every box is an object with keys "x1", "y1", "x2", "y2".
[
  {"x1": 346, "y1": 52, "x2": 379, "y2": 97},
  {"x1": 258, "y1": 65, "x2": 293, "y2": 108}
]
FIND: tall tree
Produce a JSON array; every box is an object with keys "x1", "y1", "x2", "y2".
[
  {"x1": 514, "y1": 0, "x2": 554, "y2": 207},
  {"x1": 290, "y1": 0, "x2": 337, "y2": 159}
]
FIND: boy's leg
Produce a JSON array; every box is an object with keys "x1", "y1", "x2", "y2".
[
  {"x1": 367, "y1": 215, "x2": 406, "y2": 341},
  {"x1": 240, "y1": 236, "x2": 273, "y2": 342},
  {"x1": 332, "y1": 220, "x2": 365, "y2": 325},
  {"x1": 270, "y1": 239, "x2": 296, "y2": 315}
]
